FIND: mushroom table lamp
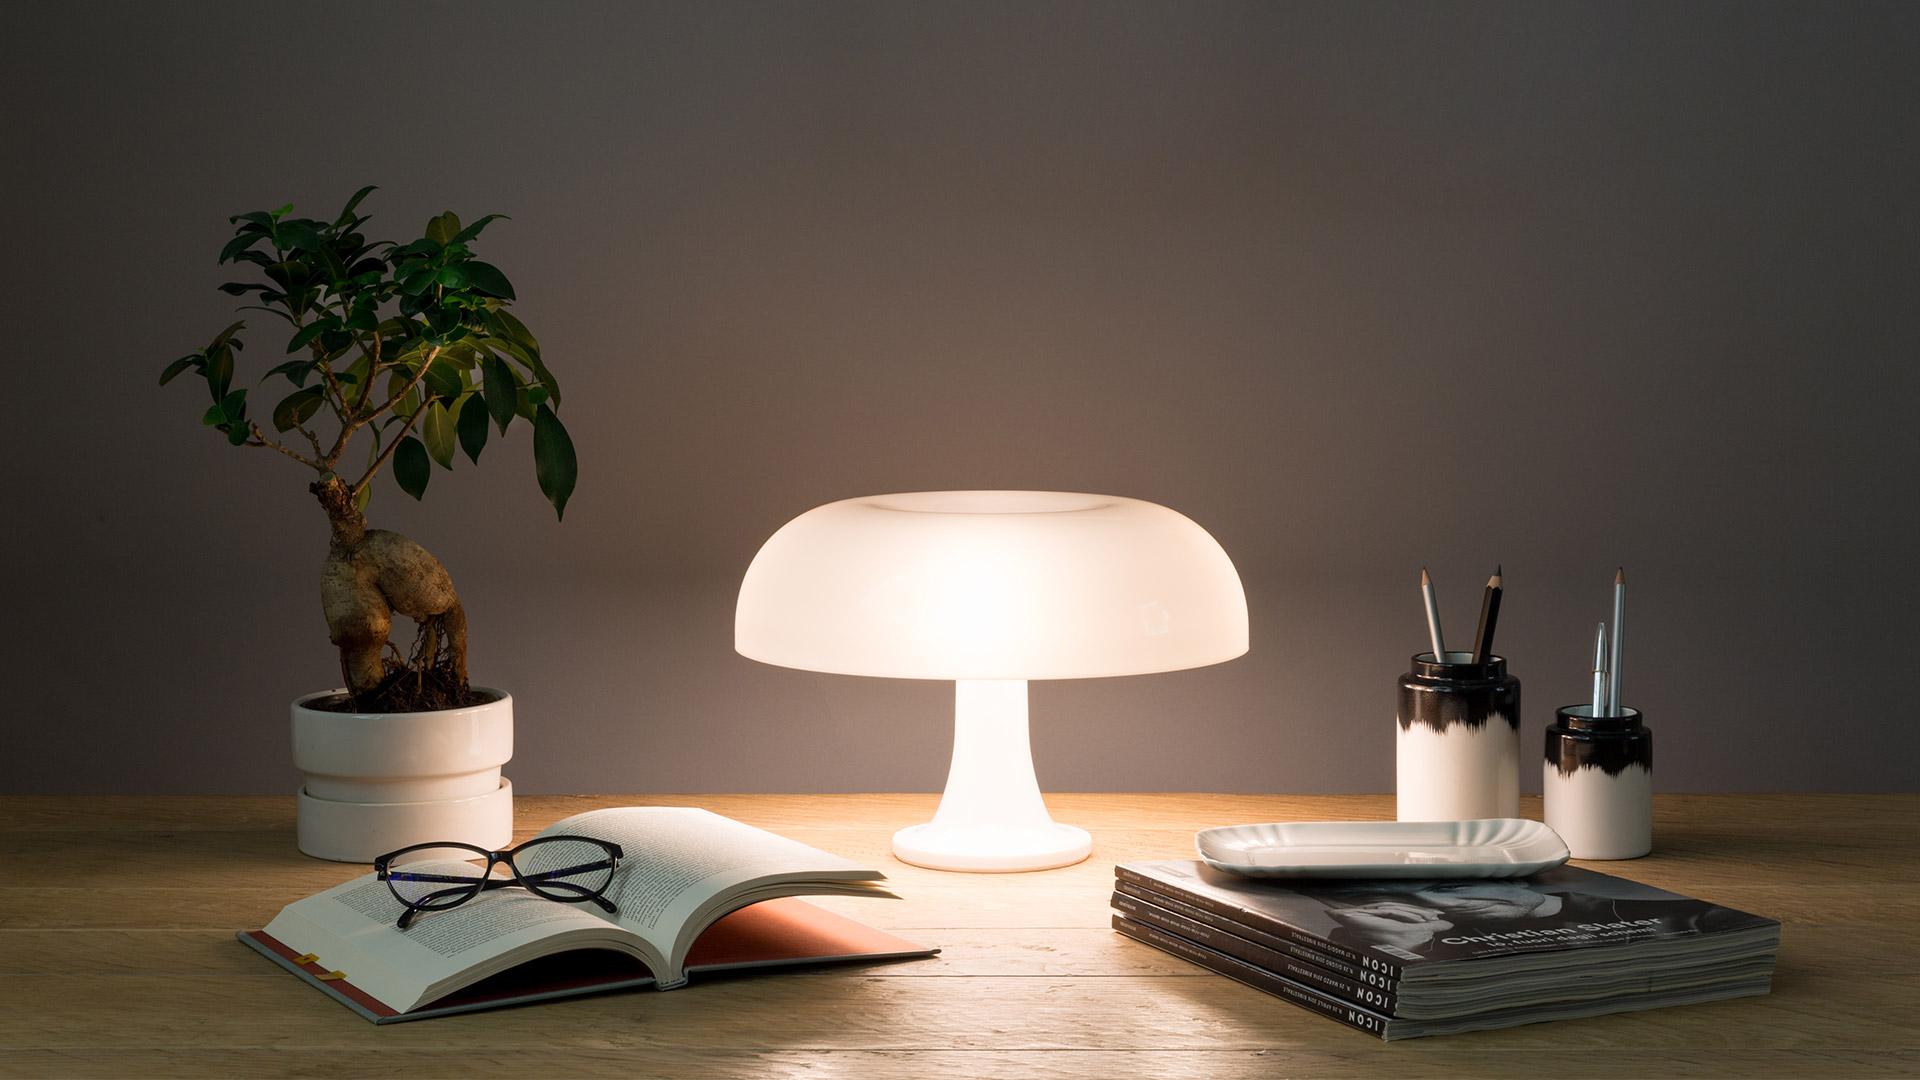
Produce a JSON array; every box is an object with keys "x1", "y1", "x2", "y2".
[{"x1": 735, "y1": 491, "x2": 1248, "y2": 872}]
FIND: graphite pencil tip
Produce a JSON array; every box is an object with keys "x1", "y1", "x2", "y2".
[
  {"x1": 1421, "y1": 567, "x2": 1431, "y2": 585},
  {"x1": 1615, "y1": 566, "x2": 1625, "y2": 584},
  {"x1": 1489, "y1": 567, "x2": 1503, "y2": 587}
]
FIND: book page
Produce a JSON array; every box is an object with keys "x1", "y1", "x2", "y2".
[
  {"x1": 263, "y1": 861, "x2": 633, "y2": 1012},
  {"x1": 542, "y1": 808, "x2": 887, "y2": 976}
]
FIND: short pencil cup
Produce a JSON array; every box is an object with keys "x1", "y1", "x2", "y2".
[
  {"x1": 1396, "y1": 653, "x2": 1521, "y2": 821},
  {"x1": 1544, "y1": 705, "x2": 1652, "y2": 860}
]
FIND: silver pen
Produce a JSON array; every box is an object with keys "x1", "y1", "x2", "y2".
[
  {"x1": 1421, "y1": 567, "x2": 1447, "y2": 660},
  {"x1": 1608, "y1": 568, "x2": 1626, "y2": 716},
  {"x1": 1591, "y1": 621, "x2": 1610, "y2": 716}
]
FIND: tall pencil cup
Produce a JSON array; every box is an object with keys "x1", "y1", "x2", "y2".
[
  {"x1": 1396, "y1": 652, "x2": 1521, "y2": 821},
  {"x1": 1544, "y1": 705, "x2": 1652, "y2": 859}
]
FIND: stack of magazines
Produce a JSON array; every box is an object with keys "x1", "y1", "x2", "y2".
[{"x1": 1112, "y1": 860, "x2": 1780, "y2": 1040}]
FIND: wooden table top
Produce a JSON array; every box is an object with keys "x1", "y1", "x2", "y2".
[{"x1": 2, "y1": 793, "x2": 1916, "y2": 1078}]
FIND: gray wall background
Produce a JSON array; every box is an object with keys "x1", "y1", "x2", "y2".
[{"x1": 4, "y1": 2, "x2": 1916, "y2": 795}]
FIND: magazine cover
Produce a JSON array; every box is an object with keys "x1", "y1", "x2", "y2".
[{"x1": 1118, "y1": 861, "x2": 1777, "y2": 967}]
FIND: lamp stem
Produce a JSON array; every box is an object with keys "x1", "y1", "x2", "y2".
[
  {"x1": 930, "y1": 680, "x2": 1049, "y2": 831},
  {"x1": 891, "y1": 679, "x2": 1092, "y2": 872}
]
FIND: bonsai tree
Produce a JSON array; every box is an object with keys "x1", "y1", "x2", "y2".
[{"x1": 161, "y1": 187, "x2": 575, "y2": 712}]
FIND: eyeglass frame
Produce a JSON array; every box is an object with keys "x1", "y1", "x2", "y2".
[{"x1": 373, "y1": 835, "x2": 625, "y2": 930}]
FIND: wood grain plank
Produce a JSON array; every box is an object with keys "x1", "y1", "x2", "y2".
[
  {"x1": 0, "y1": 972, "x2": 1913, "y2": 1052},
  {"x1": 3, "y1": 880, "x2": 1912, "y2": 933},
  {"x1": 1, "y1": 793, "x2": 1914, "y2": 1079},
  {"x1": 10, "y1": 825, "x2": 1915, "y2": 886},
  {"x1": 3, "y1": 1048, "x2": 1914, "y2": 1080},
  {"x1": 6, "y1": 924, "x2": 1909, "y2": 980}
]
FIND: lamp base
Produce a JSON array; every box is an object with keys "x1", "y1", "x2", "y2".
[
  {"x1": 895, "y1": 679, "x2": 1092, "y2": 873},
  {"x1": 892, "y1": 820, "x2": 1092, "y2": 872}
]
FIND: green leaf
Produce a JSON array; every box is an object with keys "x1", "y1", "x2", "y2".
[
  {"x1": 209, "y1": 320, "x2": 247, "y2": 349},
  {"x1": 436, "y1": 264, "x2": 470, "y2": 289},
  {"x1": 399, "y1": 267, "x2": 436, "y2": 296},
  {"x1": 437, "y1": 339, "x2": 479, "y2": 368},
  {"x1": 480, "y1": 335, "x2": 534, "y2": 369},
  {"x1": 230, "y1": 210, "x2": 275, "y2": 228},
  {"x1": 532, "y1": 404, "x2": 577, "y2": 521},
  {"x1": 483, "y1": 354, "x2": 517, "y2": 433},
  {"x1": 421, "y1": 355, "x2": 464, "y2": 400},
  {"x1": 463, "y1": 261, "x2": 514, "y2": 299},
  {"x1": 425, "y1": 211, "x2": 461, "y2": 246},
  {"x1": 456, "y1": 391, "x2": 489, "y2": 464},
  {"x1": 286, "y1": 320, "x2": 331, "y2": 353},
  {"x1": 201, "y1": 403, "x2": 224, "y2": 426},
  {"x1": 236, "y1": 304, "x2": 296, "y2": 325},
  {"x1": 260, "y1": 359, "x2": 314, "y2": 386},
  {"x1": 335, "y1": 185, "x2": 377, "y2": 226},
  {"x1": 218, "y1": 230, "x2": 269, "y2": 264},
  {"x1": 315, "y1": 243, "x2": 349, "y2": 283},
  {"x1": 277, "y1": 220, "x2": 325, "y2": 251},
  {"x1": 386, "y1": 369, "x2": 420, "y2": 418},
  {"x1": 490, "y1": 308, "x2": 540, "y2": 353},
  {"x1": 484, "y1": 314, "x2": 557, "y2": 403},
  {"x1": 394, "y1": 437, "x2": 430, "y2": 500},
  {"x1": 482, "y1": 335, "x2": 559, "y2": 402},
  {"x1": 531, "y1": 358, "x2": 562, "y2": 405},
  {"x1": 269, "y1": 203, "x2": 294, "y2": 220},
  {"x1": 342, "y1": 353, "x2": 372, "y2": 390},
  {"x1": 354, "y1": 481, "x2": 372, "y2": 513},
  {"x1": 159, "y1": 354, "x2": 201, "y2": 386},
  {"x1": 421, "y1": 400, "x2": 456, "y2": 469},
  {"x1": 271, "y1": 386, "x2": 325, "y2": 432},
  {"x1": 226, "y1": 421, "x2": 251, "y2": 446},
  {"x1": 218, "y1": 388, "x2": 248, "y2": 425},
  {"x1": 451, "y1": 214, "x2": 506, "y2": 244},
  {"x1": 205, "y1": 345, "x2": 234, "y2": 401}
]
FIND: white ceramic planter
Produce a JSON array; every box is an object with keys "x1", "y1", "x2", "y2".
[{"x1": 291, "y1": 688, "x2": 514, "y2": 862}]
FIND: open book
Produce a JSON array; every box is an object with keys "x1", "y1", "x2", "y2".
[{"x1": 240, "y1": 807, "x2": 932, "y2": 1022}]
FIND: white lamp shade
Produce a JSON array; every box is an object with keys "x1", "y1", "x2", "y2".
[{"x1": 735, "y1": 491, "x2": 1249, "y2": 680}]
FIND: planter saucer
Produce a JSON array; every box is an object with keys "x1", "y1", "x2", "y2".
[{"x1": 296, "y1": 778, "x2": 514, "y2": 864}]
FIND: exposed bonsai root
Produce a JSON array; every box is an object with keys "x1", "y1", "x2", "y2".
[{"x1": 313, "y1": 475, "x2": 474, "y2": 712}]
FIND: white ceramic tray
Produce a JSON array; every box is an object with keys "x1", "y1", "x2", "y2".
[{"x1": 1195, "y1": 818, "x2": 1570, "y2": 879}]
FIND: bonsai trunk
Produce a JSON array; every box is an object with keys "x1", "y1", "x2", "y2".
[{"x1": 313, "y1": 475, "x2": 471, "y2": 711}]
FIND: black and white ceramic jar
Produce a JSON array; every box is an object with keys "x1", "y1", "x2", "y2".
[
  {"x1": 1396, "y1": 653, "x2": 1521, "y2": 821},
  {"x1": 1543, "y1": 705, "x2": 1652, "y2": 859}
]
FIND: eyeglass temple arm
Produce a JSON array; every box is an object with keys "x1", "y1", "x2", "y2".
[
  {"x1": 518, "y1": 861, "x2": 619, "y2": 913},
  {"x1": 517, "y1": 859, "x2": 616, "y2": 884}
]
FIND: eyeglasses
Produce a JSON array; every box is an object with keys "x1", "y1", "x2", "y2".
[{"x1": 373, "y1": 836, "x2": 624, "y2": 930}]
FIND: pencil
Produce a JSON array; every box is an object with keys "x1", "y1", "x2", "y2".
[
  {"x1": 1421, "y1": 567, "x2": 1447, "y2": 661},
  {"x1": 1591, "y1": 621, "x2": 1609, "y2": 716},
  {"x1": 1608, "y1": 567, "x2": 1625, "y2": 716},
  {"x1": 1471, "y1": 565, "x2": 1503, "y2": 664}
]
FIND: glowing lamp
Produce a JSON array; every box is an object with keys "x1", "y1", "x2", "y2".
[{"x1": 735, "y1": 491, "x2": 1248, "y2": 871}]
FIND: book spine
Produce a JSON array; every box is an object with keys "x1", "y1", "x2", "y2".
[
  {"x1": 1112, "y1": 878, "x2": 1403, "y2": 993},
  {"x1": 1113, "y1": 866, "x2": 1407, "y2": 980},
  {"x1": 1112, "y1": 891, "x2": 1398, "y2": 1015},
  {"x1": 1113, "y1": 915, "x2": 1392, "y2": 1040}
]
